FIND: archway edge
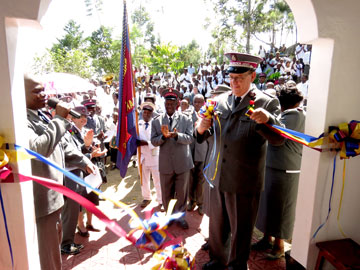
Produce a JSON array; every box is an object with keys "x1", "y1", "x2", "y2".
[{"x1": 286, "y1": 0, "x2": 319, "y2": 43}]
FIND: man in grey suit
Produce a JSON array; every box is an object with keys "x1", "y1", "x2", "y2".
[
  {"x1": 196, "y1": 53, "x2": 284, "y2": 270},
  {"x1": 187, "y1": 94, "x2": 208, "y2": 216},
  {"x1": 25, "y1": 74, "x2": 95, "y2": 270},
  {"x1": 256, "y1": 73, "x2": 267, "y2": 91},
  {"x1": 151, "y1": 88, "x2": 194, "y2": 229}
]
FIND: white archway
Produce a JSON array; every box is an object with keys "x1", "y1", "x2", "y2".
[{"x1": 1, "y1": 0, "x2": 360, "y2": 269}]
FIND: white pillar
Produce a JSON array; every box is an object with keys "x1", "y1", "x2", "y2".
[
  {"x1": 287, "y1": 0, "x2": 360, "y2": 268},
  {"x1": 0, "y1": 0, "x2": 51, "y2": 268}
]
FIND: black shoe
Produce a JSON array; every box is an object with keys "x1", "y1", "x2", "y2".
[
  {"x1": 177, "y1": 219, "x2": 189, "y2": 230},
  {"x1": 76, "y1": 226, "x2": 90, "y2": 237},
  {"x1": 187, "y1": 201, "x2": 196, "y2": 211},
  {"x1": 198, "y1": 205, "x2": 204, "y2": 216},
  {"x1": 86, "y1": 224, "x2": 100, "y2": 232},
  {"x1": 202, "y1": 260, "x2": 226, "y2": 270},
  {"x1": 251, "y1": 238, "x2": 273, "y2": 251},
  {"x1": 140, "y1": 199, "x2": 151, "y2": 208},
  {"x1": 61, "y1": 244, "x2": 80, "y2": 255},
  {"x1": 201, "y1": 241, "x2": 209, "y2": 251}
]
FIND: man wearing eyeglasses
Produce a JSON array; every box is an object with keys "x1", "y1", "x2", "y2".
[{"x1": 196, "y1": 53, "x2": 284, "y2": 270}]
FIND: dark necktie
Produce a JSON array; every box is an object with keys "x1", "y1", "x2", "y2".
[
  {"x1": 169, "y1": 116, "x2": 172, "y2": 129},
  {"x1": 234, "y1": 97, "x2": 241, "y2": 107},
  {"x1": 38, "y1": 110, "x2": 50, "y2": 124},
  {"x1": 145, "y1": 122, "x2": 149, "y2": 130}
]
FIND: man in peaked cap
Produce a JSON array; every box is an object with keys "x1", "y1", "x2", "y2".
[
  {"x1": 151, "y1": 88, "x2": 194, "y2": 229},
  {"x1": 210, "y1": 84, "x2": 232, "y2": 98},
  {"x1": 256, "y1": 73, "x2": 267, "y2": 91},
  {"x1": 137, "y1": 102, "x2": 162, "y2": 208},
  {"x1": 196, "y1": 53, "x2": 284, "y2": 270}
]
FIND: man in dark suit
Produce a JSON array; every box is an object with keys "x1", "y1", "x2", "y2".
[
  {"x1": 61, "y1": 106, "x2": 107, "y2": 255},
  {"x1": 187, "y1": 94, "x2": 208, "y2": 215},
  {"x1": 25, "y1": 74, "x2": 95, "y2": 270},
  {"x1": 151, "y1": 89, "x2": 194, "y2": 229},
  {"x1": 196, "y1": 53, "x2": 284, "y2": 270}
]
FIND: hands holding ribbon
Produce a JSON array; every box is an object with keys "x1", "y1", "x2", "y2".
[{"x1": 250, "y1": 108, "x2": 270, "y2": 124}]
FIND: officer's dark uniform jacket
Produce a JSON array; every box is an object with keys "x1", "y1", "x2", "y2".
[{"x1": 197, "y1": 87, "x2": 284, "y2": 195}]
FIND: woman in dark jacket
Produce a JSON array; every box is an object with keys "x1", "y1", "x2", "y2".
[{"x1": 253, "y1": 86, "x2": 305, "y2": 259}]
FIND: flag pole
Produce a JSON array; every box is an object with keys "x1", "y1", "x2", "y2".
[{"x1": 124, "y1": 0, "x2": 142, "y2": 185}]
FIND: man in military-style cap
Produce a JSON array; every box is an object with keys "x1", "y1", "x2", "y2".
[
  {"x1": 210, "y1": 84, "x2": 232, "y2": 98},
  {"x1": 196, "y1": 53, "x2": 284, "y2": 270},
  {"x1": 150, "y1": 88, "x2": 194, "y2": 229},
  {"x1": 137, "y1": 102, "x2": 162, "y2": 208}
]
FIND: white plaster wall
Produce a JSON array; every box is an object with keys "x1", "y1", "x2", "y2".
[
  {"x1": 0, "y1": 0, "x2": 51, "y2": 268},
  {"x1": 287, "y1": 0, "x2": 360, "y2": 268}
]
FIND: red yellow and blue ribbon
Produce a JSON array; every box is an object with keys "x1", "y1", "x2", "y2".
[
  {"x1": 128, "y1": 200, "x2": 185, "y2": 250},
  {"x1": 0, "y1": 137, "x2": 187, "y2": 264},
  {"x1": 199, "y1": 99, "x2": 221, "y2": 187},
  {"x1": 151, "y1": 243, "x2": 195, "y2": 270}
]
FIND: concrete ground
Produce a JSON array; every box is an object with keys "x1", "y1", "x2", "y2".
[{"x1": 61, "y1": 164, "x2": 288, "y2": 270}]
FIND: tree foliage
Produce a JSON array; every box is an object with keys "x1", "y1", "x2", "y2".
[
  {"x1": 87, "y1": 25, "x2": 120, "y2": 76},
  {"x1": 149, "y1": 43, "x2": 183, "y2": 74},
  {"x1": 206, "y1": 0, "x2": 295, "y2": 54},
  {"x1": 33, "y1": 0, "x2": 295, "y2": 79}
]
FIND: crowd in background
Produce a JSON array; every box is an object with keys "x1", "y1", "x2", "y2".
[{"x1": 27, "y1": 43, "x2": 311, "y2": 269}]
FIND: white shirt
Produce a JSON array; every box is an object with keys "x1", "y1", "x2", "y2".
[
  {"x1": 303, "y1": 51, "x2": 311, "y2": 65},
  {"x1": 138, "y1": 119, "x2": 159, "y2": 167},
  {"x1": 297, "y1": 81, "x2": 309, "y2": 99}
]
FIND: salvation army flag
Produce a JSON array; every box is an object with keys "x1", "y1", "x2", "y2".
[{"x1": 116, "y1": 0, "x2": 138, "y2": 177}]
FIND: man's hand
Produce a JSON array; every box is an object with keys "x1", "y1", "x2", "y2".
[
  {"x1": 84, "y1": 129, "x2": 94, "y2": 147},
  {"x1": 97, "y1": 131, "x2": 105, "y2": 141},
  {"x1": 161, "y1": 125, "x2": 171, "y2": 138},
  {"x1": 136, "y1": 139, "x2": 148, "y2": 146},
  {"x1": 168, "y1": 128, "x2": 178, "y2": 138},
  {"x1": 86, "y1": 163, "x2": 97, "y2": 175},
  {"x1": 196, "y1": 118, "x2": 212, "y2": 135},
  {"x1": 55, "y1": 101, "x2": 71, "y2": 118},
  {"x1": 250, "y1": 108, "x2": 270, "y2": 124},
  {"x1": 90, "y1": 146, "x2": 108, "y2": 159}
]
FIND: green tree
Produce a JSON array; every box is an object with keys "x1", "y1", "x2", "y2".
[
  {"x1": 87, "y1": 26, "x2": 119, "y2": 77},
  {"x1": 130, "y1": 5, "x2": 156, "y2": 69},
  {"x1": 51, "y1": 20, "x2": 85, "y2": 55},
  {"x1": 149, "y1": 43, "x2": 183, "y2": 74},
  {"x1": 206, "y1": 0, "x2": 295, "y2": 53},
  {"x1": 178, "y1": 40, "x2": 202, "y2": 68},
  {"x1": 36, "y1": 20, "x2": 93, "y2": 78}
]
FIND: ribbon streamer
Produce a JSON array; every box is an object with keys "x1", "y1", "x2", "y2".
[
  {"x1": 1, "y1": 137, "x2": 185, "y2": 256},
  {"x1": 151, "y1": 244, "x2": 195, "y2": 270},
  {"x1": 337, "y1": 160, "x2": 347, "y2": 237},
  {"x1": 312, "y1": 153, "x2": 337, "y2": 239},
  {"x1": 199, "y1": 100, "x2": 222, "y2": 187},
  {"x1": 0, "y1": 184, "x2": 14, "y2": 270}
]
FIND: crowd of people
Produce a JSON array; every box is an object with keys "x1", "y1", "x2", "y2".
[{"x1": 25, "y1": 43, "x2": 310, "y2": 270}]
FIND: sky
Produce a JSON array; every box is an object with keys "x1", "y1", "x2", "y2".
[{"x1": 36, "y1": 0, "x2": 215, "y2": 54}]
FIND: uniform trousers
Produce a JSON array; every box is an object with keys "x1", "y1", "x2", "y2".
[
  {"x1": 36, "y1": 208, "x2": 62, "y2": 270},
  {"x1": 189, "y1": 161, "x2": 205, "y2": 206},
  {"x1": 61, "y1": 175, "x2": 84, "y2": 247},
  {"x1": 141, "y1": 164, "x2": 162, "y2": 203},
  {"x1": 208, "y1": 186, "x2": 260, "y2": 268},
  {"x1": 160, "y1": 171, "x2": 190, "y2": 214}
]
